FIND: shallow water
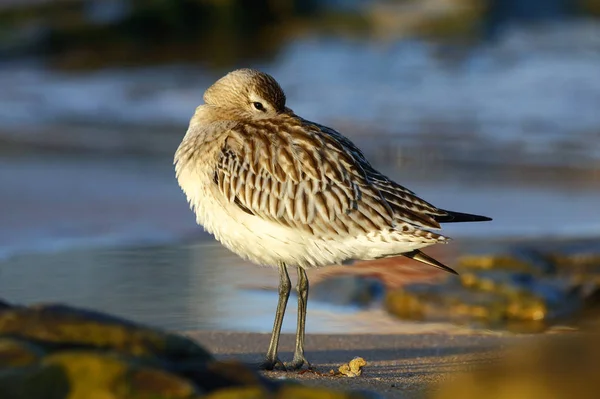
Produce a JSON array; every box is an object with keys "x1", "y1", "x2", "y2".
[
  {"x1": 0, "y1": 241, "x2": 436, "y2": 334},
  {"x1": 0, "y1": 240, "x2": 515, "y2": 334}
]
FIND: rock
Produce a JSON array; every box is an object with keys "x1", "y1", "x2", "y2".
[
  {"x1": 459, "y1": 270, "x2": 582, "y2": 315},
  {"x1": 0, "y1": 351, "x2": 200, "y2": 399},
  {"x1": 188, "y1": 360, "x2": 279, "y2": 393},
  {"x1": 550, "y1": 249, "x2": 600, "y2": 286},
  {"x1": 385, "y1": 272, "x2": 584, "y2": 332},
  {"x1": 275, "y1": 385, "x2": 368, "y2": 399},
  {"x1": 0, "y1": 302, "x2": 213, "y2": 363},
  {"x1": 431, "y1": 332, "x2": 600, "y2": 399},
  {"x1": 202, "y1": 386, "x2": 268, "y2": 399},
  {"x1": 385, "y1": 279, "x2": 509, "y2": 324},
  {"x1": 458, "y1": 248, "x2": 556, "y2": 275},
  {"x1": 460, "y1": 270, "x2": 535, "y2": 294},
  {"x1": 338, "y1": 357, "x2": 367, "y2": 378},
  {"x1": 0, "y1": 338, "x2": 45, "y2": 368},
  {"x1": 203, "y1": 384, "x2": 376, "y2": 399},
  {"x1": 0, "y1": 300, "x2": 378, "y2": 398}
]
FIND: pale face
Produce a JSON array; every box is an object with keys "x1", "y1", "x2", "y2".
[
  {"x1": 202, "y1": 68, "x2": 287, "y2": 119},
  {"x1": 248, "y1": 91, "x2": 279, "y2": 118}
]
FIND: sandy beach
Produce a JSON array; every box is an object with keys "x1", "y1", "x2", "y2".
[{"x1": 188, "y1": 331, "x2": 512, "y2": 398}]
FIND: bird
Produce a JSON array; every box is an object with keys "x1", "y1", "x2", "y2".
[{"x1": 174, "y1": 68, "x2": 491, "y2": 371}]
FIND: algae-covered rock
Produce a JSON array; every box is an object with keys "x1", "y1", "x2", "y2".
[
  {"x1": 0, "y1": 338, "x2": 45, "y2": 368},
  {"x1": 458, "y1": 248, "x2": 555, "y2": 275},
  {"x1": 385, "y1": 280, "x2": 508, "y2": 324},
  {"x1": 203, "y1": 384, "x2": 375, "y2": 399},
  {"x1": 0, "y1": 303, "x2": 212, "y2": 362},
  {"x1": 550, "y1": 249, "x2": 600, "y2": 285},
  {"x1": 0, "y1": 300, "x2": 379, "y2": 398},
  {"x1": 385, "y1": 243, "x2": 600, "y2": 332},
  {"x1": 432, "y1": 332, "x2": 600, "y2": 399},
  {"x1": 0, "y1": 351, "x2": 200, "y2": 399},
  {"x1": 187, "y1": 360, "x2": 279, "y2": 393},
  {"x1": 385, "y1": 273, "x2": 583, "y2": 331},
  {"x1": 0, "y1": 301, "x2": 212, "y2": 398},
  {"x1": 275, "y1": 385, "x2": 364, "y2": 399},
  {"x1": 203, "y1": 386, "x2": 268, "y2": 399}
]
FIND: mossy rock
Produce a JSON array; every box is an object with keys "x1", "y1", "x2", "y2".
[
  {"x1": 432, "y1": 332, "x2": 600, "y2": 399},
  {"x1": 458, "y1": 248, "x2": 556, "y2": 275},
  {"x1": 0, "y1": 351, "x2": 201, "y2": 399},
  {"x1": 0, "y1": 301, "x2": 214, "y2": 398},
  {"x1": 385, "y1": 280, "x2": 509, "y2": 324},
  {"x1": 0, "y1": 338, "x2": 45, "y2": 368},
  {"x1": 550, "y1": 250, "x2": 600, "y2": 276},
  {"x1": 459, "y1": 270, "x2": 580, "y2": 304},
  {"x1": 203, "y1": 385, "x2": 377, "y2": 399},
  {"x1": 0, "y1": 302, "x2": 212, "y2": 362},
  {"x1": 385, "y1": 273, "x2": 582, "y2": 331},
  {"x1": 0, "y1": 300, "x2": 378, "y2": 398}
]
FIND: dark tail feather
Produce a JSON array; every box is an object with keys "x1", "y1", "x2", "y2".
[
  {"x1": 403, "y1": 250, "x2": 458, "y2": 275},
  {"x1": 435, "y1": 210, "x2": 492, "y2": 223}
]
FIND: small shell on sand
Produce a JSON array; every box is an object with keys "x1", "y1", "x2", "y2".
[{"x1": 336, "y1": 357, "x2": 367, "y2": 377}]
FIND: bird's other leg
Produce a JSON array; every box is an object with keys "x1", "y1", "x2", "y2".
[
  {"x1": 260, "y1": 261, "x2": 291, "y2": 371},
  {"x1": 286, "y1": 266, "x2": 312, "y2": 370}
]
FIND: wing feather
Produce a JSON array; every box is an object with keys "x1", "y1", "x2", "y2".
[{"x1": 213, "y1": 118, "x2": 446, "y2": 240}]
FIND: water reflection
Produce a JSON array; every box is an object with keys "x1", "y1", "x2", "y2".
[{"x1": 0, "y1": 242, "x2": 392, "y2": 333}]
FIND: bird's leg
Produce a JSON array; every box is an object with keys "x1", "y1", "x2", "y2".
[
  {"x1": 286, "y1": 266, "x2": 312, "y2": 370},
  {"x1": 260, "y1": 261, "x2": 291, "y2": 371}
]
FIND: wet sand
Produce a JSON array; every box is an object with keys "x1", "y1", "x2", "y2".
[{"x1": 188, "y1": 331, "x2": 514, "y2": 399}]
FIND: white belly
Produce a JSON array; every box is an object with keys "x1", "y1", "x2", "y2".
[{"x1": 176, "y1": 165, "x2": 432, "y2": 268}]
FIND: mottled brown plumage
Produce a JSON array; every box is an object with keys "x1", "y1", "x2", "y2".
[{"x1": 174, "y1": 68, "x2": 491, "y2": 371}]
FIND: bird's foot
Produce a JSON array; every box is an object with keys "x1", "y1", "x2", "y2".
[
  {"x1": 259, "y1": 357, "x2": 286, "y2": 371},
  {"x1": 285, "y1": 354, "x2": 312, "y2": 371}
]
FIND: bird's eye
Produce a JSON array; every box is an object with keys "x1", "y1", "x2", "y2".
[{"x1": 253, "y1": 102, "x2": 265, "y2": 112}]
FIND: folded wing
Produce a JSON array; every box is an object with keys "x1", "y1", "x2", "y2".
[{"x1": 213, "y1": 119, "x2": 453, "y2": 243}]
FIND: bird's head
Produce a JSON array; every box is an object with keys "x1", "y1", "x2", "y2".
[{"x1": 203, "y1": 69, "x2": 288, "y2": 119}]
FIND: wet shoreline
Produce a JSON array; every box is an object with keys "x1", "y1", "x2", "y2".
[{"x1": 1, "y1": 233, "x2": 598, "y2": 335}]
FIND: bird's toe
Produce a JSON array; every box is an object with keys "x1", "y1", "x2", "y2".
[
  {"x1": 259, "y1": 357, "x2": 286, "y2": 371},
  {"x1": 285, "y1": 355, "x2": 312, "y2": 371}
]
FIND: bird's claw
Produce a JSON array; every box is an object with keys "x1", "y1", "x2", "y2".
[
  {"x1": 259, "y1": 357, "x2": 286, "y2": 371},
  {"x1": 285, "y1": 355, "x2": 312, "y2": 371}
]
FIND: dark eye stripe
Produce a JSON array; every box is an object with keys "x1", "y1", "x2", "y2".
[{"x1": 253, "y1": 102, "x2": 266, "y2": 112}]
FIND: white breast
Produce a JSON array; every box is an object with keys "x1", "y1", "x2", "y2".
[{"x1": 176, "y1": 161, "x2": 432, "y2": 269}]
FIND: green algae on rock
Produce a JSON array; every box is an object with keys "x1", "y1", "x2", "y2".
[
  {"x1": 432, "y1": 331, "x2": 600, "y2": 399},
  {"x1": 458, "y1": 249, "x2": 556, "y2": 276},
  {"x1": 0, "y1": 302, "x2": 213, "y2": 360},
  {"x1": 0, "y1": 300, "x2": 377, "y2": 399},
  {"x1": 0, "y1": 338, "x2": 45, "y2": 368},
  {"x1": 0, "y1": 351, "x2": 200, "y2": 399},
  {"x1": 385, "y1": 246, "x2": 600, "y2": 332}
]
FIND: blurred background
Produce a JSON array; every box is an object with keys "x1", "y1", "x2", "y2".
[{"x1": 0, "y1": 0, "x2": 599, "y2": 333}]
